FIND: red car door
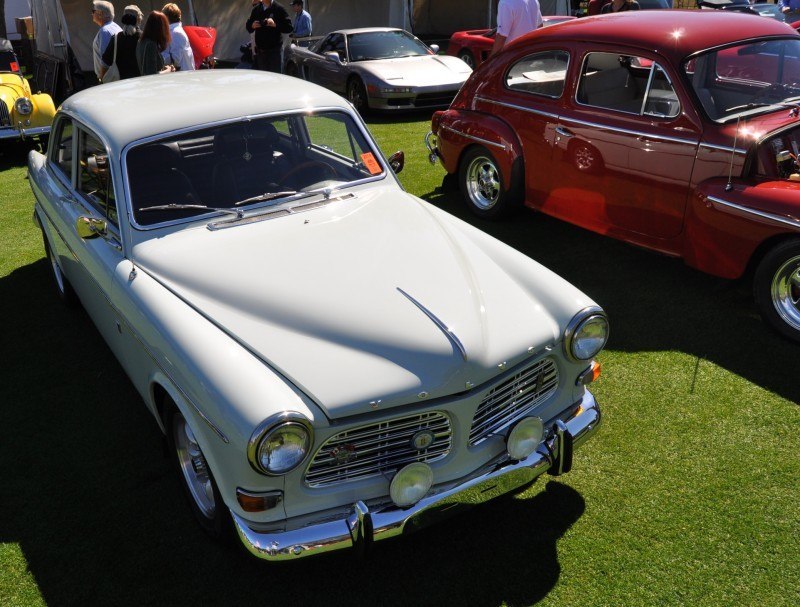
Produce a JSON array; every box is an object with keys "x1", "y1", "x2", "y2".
[{"x1": 544, "y1": 48, "x2": 701, "y2": 250}]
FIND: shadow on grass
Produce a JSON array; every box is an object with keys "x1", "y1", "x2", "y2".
[
  {"x1": 0, "y1": 139, "x2": 43, "y2": 171},
  {"x1": 0, "y1": 261, "x2": 583, "y2": 606},
  {"x1": 423, "y1": 178, "x2": 800, "y2": 404}
]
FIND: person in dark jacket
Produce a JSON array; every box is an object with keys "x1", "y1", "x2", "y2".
[
  {"x1": 101, "y1": 5, "x2": 143, "y2": 80},
  {"x1": 246, "y1": 0, "x2": 293, "y2": 73},
  {"x1": 136, "y1": 11, "x2": 176, "y2": 76}
]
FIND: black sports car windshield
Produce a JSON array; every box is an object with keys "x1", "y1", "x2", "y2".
[
  {"x1": 126, "y1": 111, "x2": 385, "y2": 227},
  {"x1": 347, "y1": 31, "x2": 431, "y2": 62}
]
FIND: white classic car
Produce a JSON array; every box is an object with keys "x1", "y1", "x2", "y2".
[{"x1": 28, "y1": 70, "x2": 607, "y2": 561}]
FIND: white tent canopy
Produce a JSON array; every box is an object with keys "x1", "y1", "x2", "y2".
[{"x1": 28, "y1": 0, "x2": 568, "y2": 72}]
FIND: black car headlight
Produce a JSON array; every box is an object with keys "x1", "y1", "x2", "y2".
[
  {"x1": 248, "y1": 412, "x2": 313, "y2": 475},
  {"x1": 564, "y1": 307, "x2": 609, "y2": 361},
  {"x1": 15, "y1": 97, "x2": 33, "y2": 116}
]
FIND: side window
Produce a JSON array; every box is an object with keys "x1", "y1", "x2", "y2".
[
  {"x1": 51, "y1": 118, "x2": 74, "y2": 180},
  {"x1": 505, "y1": 50, "x2": 569, "y2": 98},
  {"x1": 577, "y1": 52, "x2": 678, "y2": 118},
  {"x1": 77, "y1": 129, "x2": 118, "y2": 227}
]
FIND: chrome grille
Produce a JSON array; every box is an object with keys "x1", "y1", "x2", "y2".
[
  {"x1": 305, "y1": 411, "x2": 452, "y2": 488},
  {"x1": 469, "y1": 358, "x2": 558, "y2": 445},
  {"x1": 0, "y1": 100, "x2": 10, "y2": 127}
]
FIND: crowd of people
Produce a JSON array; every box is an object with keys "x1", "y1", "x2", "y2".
[{"x1": 91, "y1": 1, "x2": 195, "y2": 82}]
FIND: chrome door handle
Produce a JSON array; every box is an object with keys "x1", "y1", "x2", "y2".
[{"x1": 556, "y1": 126, "x2": 574, "y2": 138}]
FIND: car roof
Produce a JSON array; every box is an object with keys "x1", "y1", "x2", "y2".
[
  {"x1": 60, "y1": 70, "x2": 353, "y2": 150},
  {"x1": 510, "y1": 10, "x2": 798, "y2": 63},
  {"x1": 330, "y1": 27, "x2": 405, "y2": 36}
]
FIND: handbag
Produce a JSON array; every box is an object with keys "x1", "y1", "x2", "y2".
[{"x1": 102, "y1": 35, "x2": 121, "y2": 83}]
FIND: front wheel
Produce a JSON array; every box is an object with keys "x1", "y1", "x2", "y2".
[
  {"x1": 753, "y1": 239, "x2": 800, "y2": 343},
  {"x1": 458, "y1": 49, "x2": 476, "y2": 69},
  {"x1": 167, "y1": 405, "x2": 231, "y2": 540},
  {"x1": 347, "y1": 77, "x2": 369, "y2": 114},
  {"x1": 459, "y1": 146, "x2": 522, "y2": 219}
]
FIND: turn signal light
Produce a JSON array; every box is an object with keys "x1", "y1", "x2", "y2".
[
  {"x1": 236, "y1": 488, "x2": 283, "y2": 512},
  {"x1": 577, "y1": 360, "x2": 601, "y2": 386}
]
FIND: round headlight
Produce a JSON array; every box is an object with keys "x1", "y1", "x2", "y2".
[
  {"x1": 248, "y1": 413, "x2": 313, "y2": 476},
  {"x1": 389, "y1": 462, "x2": 433, "y2": 508},
  {"x1": 14, "y1": 97, "x2": 33, "y2": 116},
  {"x1": 565, "y1": 309, "x2": 609, "y2": 361},
  {"x1": 506, "y1": 416, "x2": 544, "y2": 461}
]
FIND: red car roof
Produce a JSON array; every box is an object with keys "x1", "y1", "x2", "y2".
[{"x1": 509, "y1": 10, "x2": 798, "y2": 63}]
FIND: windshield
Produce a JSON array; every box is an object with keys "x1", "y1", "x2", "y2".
[
  {"x1": 126, "y1": 111, "x2": 384, "y2": 227},
  {"x1": 347, "y1": 31, "x2": 431, "y2": 62},
  {"x1": 685, "y1": 38, "x2": 800, "y2": 121}
]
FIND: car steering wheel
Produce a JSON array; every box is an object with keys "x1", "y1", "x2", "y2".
[{"x1": 278, "y1": 161, "x2": 337, "y2": 188}]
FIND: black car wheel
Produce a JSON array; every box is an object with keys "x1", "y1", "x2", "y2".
[
  {"x1": 458, "y1": 49, "x2": 476, "y2": 69},
  {"x1": 347, "y1": 77, "x2": 368, "y2": 114},
  {"x1": 459, "y1": 146, "x2": 522, "y2": 219},
  {"x1": 754, "y1": 239, "x2": 800, "y2": 343}
]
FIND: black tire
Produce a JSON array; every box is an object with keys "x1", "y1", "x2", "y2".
[
  {"x1": 347, "y1": 77, "x2": 369, "y2": 114},
  {"x1": 458, "y1": 49, "x2": 476, "y2": 70},
  {"x1": 42, "y1": 230, "x2": 78, "y2": 307},
  {"x1": 166, "y1": 403, "x2": 232, "y2": 540},
  {"x1": 458, "y1": 146, "x2": 522, "y2": 219},
  {"x1": 753, "y1": 239, "x2": 800, "y2": 343}
]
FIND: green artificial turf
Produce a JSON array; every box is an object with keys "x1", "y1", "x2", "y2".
[{"x1": 0, "y1": 113, "x2": 798, "y2": 607}]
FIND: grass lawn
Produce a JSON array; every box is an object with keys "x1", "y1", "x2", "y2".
[{"x1": 1, "y1": 111, "x2": 798, "y2": 607}]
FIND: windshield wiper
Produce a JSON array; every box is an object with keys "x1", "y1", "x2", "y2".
[
  {"x1": 233, "y1": 190, "x2": 300, "y2": 206},
  {"x1": 139, "y1": 203, "x2": 244, "y2": 218}
]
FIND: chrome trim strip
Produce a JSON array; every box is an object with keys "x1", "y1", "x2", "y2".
[
  {"x1": 699, "y1": 142, "x2": 747, "y2": 155},
  {"x1": 706, "y1": 196, "x2": 800, "y2": 230},
  {"x1": 558, "y1": 115, "x2": 699, "y2": 146},
  {"x1": 0, "y1": 125, "x2": 50, "y2": 140},
  {"x1": 397, "y1": 287, "x2": 468, "y2": 361},
  {"x1": 476, "y1": 95, "x2": 559, "y2": 120},
  {"x1": 440, "y1": 124, "x2": 507, "y2": 151},
  {"x1": 231, "y1": 390, "x2": 601, "y2": 561}
]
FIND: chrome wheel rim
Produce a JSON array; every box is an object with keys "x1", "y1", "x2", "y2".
[
  {"x1": 465, "y1": 155, "x2": 500, "y2": 210},
  {"x1": 174, "y1": 414, "x2": 216, "y2": 519},
  {"x1": 574, "y1": 146, "x2": 594, "y2": 171},
  {"x1": 47, "y1": 245, "x2": 66, "y2": 295},
  {"x1": 348, "y1": 81, "x2": 365, "y2": 110},
  {"x1": 459, "y1": 52, "x2": 474, "y2": 69},
  {"x1": 771, "y1": 254, "x2": 800, "y2": 331}
]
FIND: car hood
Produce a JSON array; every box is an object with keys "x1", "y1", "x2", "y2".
[
  {"x1": 362, "y1": 55, "x2": 471, "y2": 85},
  {"x1": 133, "y1": 187, "x2": 576, "y2": 419}
]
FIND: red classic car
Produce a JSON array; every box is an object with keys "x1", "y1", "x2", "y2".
[
  {"x1": 427, "y1": 11, "x2": 800, "y2": 342},
  {"x1": 446, "y1": 16, "x2": 576, "y2": 69}
]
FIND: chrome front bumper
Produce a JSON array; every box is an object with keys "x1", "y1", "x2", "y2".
[
  {"x1": 232, "y1": 390, "x2": 601, "y2": 561},
  {"x1": 0, "y1": 125, "x2": 50, "y2": 140}
]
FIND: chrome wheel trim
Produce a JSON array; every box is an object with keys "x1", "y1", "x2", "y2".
[
  {"x1": 771, "y1": 254, "x2": 800, "y2": 331},
  {"x1": 174, "y1": 413, "x2": 216, "y2": 519},
  {"x1": 46, "y1": 244, "x2": 66, "y2": 295},
  {"x1": 574, "y1": 145, "x2": 594, "y2": 171},
  {"x1": 466, "y1": 155, "x2": 501, "y2": 210}
]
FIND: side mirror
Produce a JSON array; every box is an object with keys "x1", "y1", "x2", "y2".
[
  {"x1": 76, "y1": 216, "x2": 108, "y2": 239},
  {"x1": 323, "y1": 51, "x2": 343, "y2": 65},
  {"x1": 388, "y1": 150, "x2": 404, "y2": 174},
  {"x1": 429, "y1": 44, "x2": 440, "y2": 55}
]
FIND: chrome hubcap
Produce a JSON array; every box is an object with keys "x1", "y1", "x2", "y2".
[
  {"x1": 460, "y1": 53, "x2": 474, "y2": 69},
  {"x1": 771, "y1": 254, "x2": 800, "y2": 331},
  {"x1": 174, "y1": 414, "x2": 216, "y2": 519},
  {"x1": 466, "y1": 155, "x2": 500, "y2": 210}
]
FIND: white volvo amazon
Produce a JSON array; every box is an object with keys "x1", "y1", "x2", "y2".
[{"x1": 28, "y1": 70, "x2": 608, "y2": 561}]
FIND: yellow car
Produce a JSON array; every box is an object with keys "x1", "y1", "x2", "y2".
[{"x1": 1, "y1": 39, "x2": 55, "y2": 141}]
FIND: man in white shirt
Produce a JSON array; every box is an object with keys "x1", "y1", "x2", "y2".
[
  {"x1": 491, "y1": 0, "x2": 543, "y2": 56},
  {"x1": 161, "y1": 3, "x2": 196, "y2": 71},
  {"x1": 91, "y1": 1, "x2": 122, "y2": 79}
]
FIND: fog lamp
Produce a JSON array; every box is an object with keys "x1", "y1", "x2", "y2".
[
  {"x1": 389, "y1": 462, "x2": 433, "y2": 507},
  {"x1": 506, "y1": 416, "x2": 544, "y2": 461}
]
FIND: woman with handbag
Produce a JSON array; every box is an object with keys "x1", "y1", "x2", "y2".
[
  {"x1": 101, "y1": 5, "x2": 144, "y2": 81},
  {"x1": 136, "y1": 11, "x2": 176, "y2": 76}
]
